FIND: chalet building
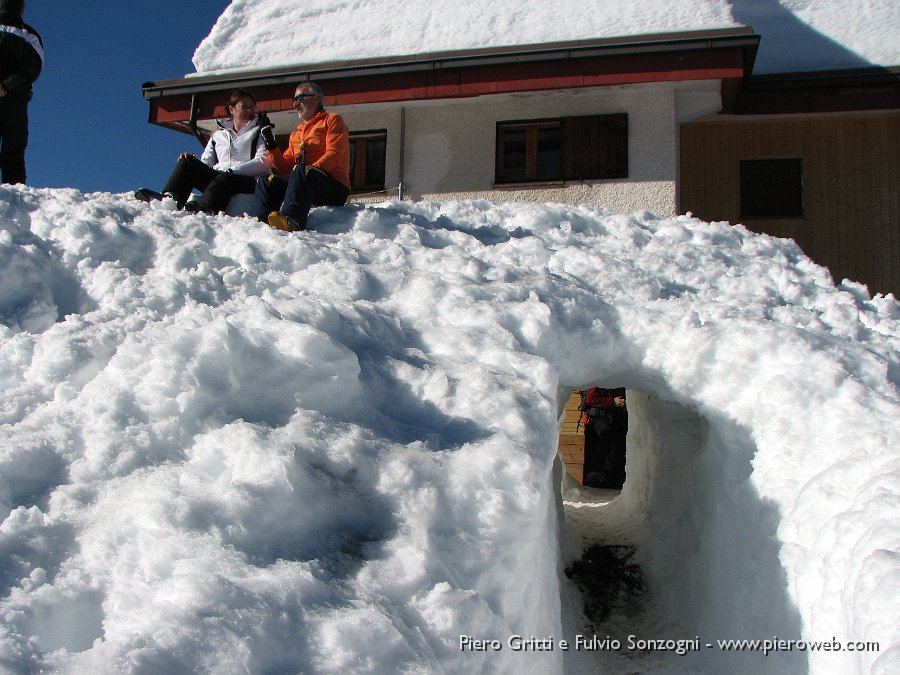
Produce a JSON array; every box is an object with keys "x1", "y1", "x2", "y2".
[{"x1": 142, "y1": 26, "x2": 900, "y2": 295}]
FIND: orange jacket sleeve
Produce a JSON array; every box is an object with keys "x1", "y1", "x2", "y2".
[{"x1": 267, "y1": 134, "x2": 300, "y2": 178}]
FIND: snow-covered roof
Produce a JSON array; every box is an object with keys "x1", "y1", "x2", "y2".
[{"x1": 192, "y1": 0, "x2": 900, "y2": 77}]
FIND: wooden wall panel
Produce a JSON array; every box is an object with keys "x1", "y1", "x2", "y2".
[
  {"x1": 558, "y1": 390, "x2": 585, "y2": 483},
  {"x1": 680, "y1": 113, "x2": 900, "y2": 296}
]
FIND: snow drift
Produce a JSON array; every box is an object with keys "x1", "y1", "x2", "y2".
[{"x1": 0, "y1": 185, "x2": 898, "y2": 674}]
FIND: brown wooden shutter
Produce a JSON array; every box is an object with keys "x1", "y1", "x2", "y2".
[{"x1": 563, "y1": 114, "x2": 628, "y2": 180}]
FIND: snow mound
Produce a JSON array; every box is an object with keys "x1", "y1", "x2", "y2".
[{"x1": 0, "y1": 185, "x2": 898, "y2": 674}]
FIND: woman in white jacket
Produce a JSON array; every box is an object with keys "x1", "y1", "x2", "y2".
[{"x1": 135, "y1": 88, "x2": 272, "y2": 214}]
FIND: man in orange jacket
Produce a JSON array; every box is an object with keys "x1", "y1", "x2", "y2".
[{"x1": 251, "y1": 81, "x2": 351, "y2": 231}]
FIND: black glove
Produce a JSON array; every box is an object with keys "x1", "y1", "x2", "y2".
[
  {"x1": 260, "y1": 123, "x2": 277, "y2": 151},
  {"x1": 259, "y1": 112, "x2": 278, "y2": 150}
]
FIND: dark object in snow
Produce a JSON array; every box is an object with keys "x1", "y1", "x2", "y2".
[
  {"x1": 134, "y1": 187, "x2": 164, "y2": 202},
  {"x1": 565, "y1": 544, "x2": 644, "y2": 626}
]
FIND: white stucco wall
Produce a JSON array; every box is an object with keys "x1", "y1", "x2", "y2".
[{"x1": 337, "y1": 80, "x2": 721, "y2": 217}]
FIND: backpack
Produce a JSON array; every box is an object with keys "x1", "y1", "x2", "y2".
[
  {"x1": 576, "y1": 390, "x2": 599, "y2": 432},
  {"x1": 576, "y1": 388, "x2": 618, "y2": 433},
  {"x1": 578, "y1": 389, "x2": 604, "y2": 416}
]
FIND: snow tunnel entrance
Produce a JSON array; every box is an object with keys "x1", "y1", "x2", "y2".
[
  {"x1": 555, "y1": 386, "x2": 707, "y2": 671},
  {"x1": 556, "y1": 386, "x2": 667, "y2": 547},
  {"x1": 554, "y1": 386, "x2": 808, "y2": 674}
]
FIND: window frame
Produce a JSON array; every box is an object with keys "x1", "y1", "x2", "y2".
[
  {"x1": 349, "y1": 129, "x2": 387, "y2": 194},
  {"x1": 495, "y1": 118, "x2": 562, "y2": 183},
  {"x1": 495, "y1": 113, "x2": 628, "y2": 185}
]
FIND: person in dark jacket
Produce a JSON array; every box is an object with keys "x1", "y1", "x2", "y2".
[
  {"x1": 581, "y1": 387, "x2": 628, "y2": 489},
  {"x1": 0, "y1": 0, "x2": 43, "y2": 184}
]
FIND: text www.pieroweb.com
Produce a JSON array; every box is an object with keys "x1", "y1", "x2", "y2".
[{"x1": 459, "y1": 634, "x2": 881, "y2": 656}]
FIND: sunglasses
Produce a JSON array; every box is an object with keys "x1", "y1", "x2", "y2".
[{"x1": 293, "y1": 93, "x2": 317, "y2": 104}]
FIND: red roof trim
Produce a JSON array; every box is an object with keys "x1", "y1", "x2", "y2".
[{"x1": 144, "y1": 42, "x2": 753, "y2": 129}]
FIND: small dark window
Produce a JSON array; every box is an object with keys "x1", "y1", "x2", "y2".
[
  {"x1": 740, "y1": 159, "x2": 803, "y2": 218},
  {"x1": 349, "y1": 130, "x2": 387, "y2": 193},
  {"x1": 497, "y1": 121, "x2": 562, "y2": 182},
  {"x1": 496, "y1": 114, "x2": 627, "y2": 184}
]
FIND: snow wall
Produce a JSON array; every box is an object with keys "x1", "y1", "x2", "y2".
[{"x1": 0, "y1": 186, "x2": 898, "y2": 674}]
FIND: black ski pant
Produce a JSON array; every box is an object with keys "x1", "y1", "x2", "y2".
[
  {"x1": 250, "y1": 164, "x2": 349, "y2": 230},
  {"x1": 162, "y1": 154, "x2": 257, "y2": 213},
  {"x1": 0, "y1": 96, "x2": 29, "y2": 185},
  {"x1": 582, "y1": 421, "x2": 627, "y2": 488}
]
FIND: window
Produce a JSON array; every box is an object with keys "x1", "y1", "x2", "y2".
[
  {"x1": 497, "y1": 121, "x2": 562, "y2": 182},
  {"x1": 740, "y1": 159, "x2": 803, "y2": 218},
  {"x1": 496, "y1": 114, "x2": 627, "y2": 184},
  {"x1": 349, "y1": 130, "x2": 387, "y2": 193}
]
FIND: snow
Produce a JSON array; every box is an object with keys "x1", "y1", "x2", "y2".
[
  {"x1": 191, "y1": 0, "x2": 900, "y2": 76},
  {"x1": 1, "y1": 184, "x2": 897, "y2": 674}
]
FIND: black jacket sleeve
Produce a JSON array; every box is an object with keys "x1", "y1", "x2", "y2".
[{"x1": 0, "y1": 22, "x2": 43, "y2": 96}]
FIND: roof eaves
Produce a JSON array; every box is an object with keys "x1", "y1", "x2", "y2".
[
  {"x1": 735, "y1": 65, "x2": 900, "y2": 114},
  {"x1": 745, "y1": 65, "x2": 900, "y2": 91},
  {"x1": 142, "y1": 27, "x2": 759, "y2": 99}
]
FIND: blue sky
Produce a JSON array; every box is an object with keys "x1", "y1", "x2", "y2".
[{"x1": 24, "y1": 1, "x2": 230, "y2": 194}]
